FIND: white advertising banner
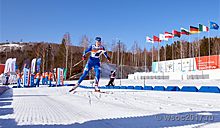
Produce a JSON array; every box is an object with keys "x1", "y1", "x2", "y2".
[
  {"x1": 153, "y1": 58, "x2": 197, "y2": 72},
  {"x1": 23, "y1": 68, "x2": 30, "y2": 86}
]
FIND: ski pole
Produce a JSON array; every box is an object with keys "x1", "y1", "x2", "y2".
[{"x1": 72, "y1": 59, "x2": 84, "y2": 68}]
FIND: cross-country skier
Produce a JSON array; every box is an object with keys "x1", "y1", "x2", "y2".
[
  {"x1": 106, "y1": 70, "x2": 116, "y2": 87},
  {"x1": 69, "y1": 37, "x2": 111, "y2": 92}
]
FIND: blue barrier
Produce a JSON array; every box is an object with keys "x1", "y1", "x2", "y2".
[
  {"x1": 24, "y1": 86, "x2": 36, "y2": 88},
  {"x1": 114, "y1": 86, "x2": 120, "y2": 89},
  {"x1": 143, "y1": 86, "x2": 153, "y2": 90},
  {"x1": 100, "y1": 86, "x2": 105, "y2": 89},
  {"x1": 12, "y1": 86, "x2": 23, "y2": 88},
  {"x1": 134, "y1": 86, "x2": 143, "y2": 90},
  {"x1": 180, "y1": 86, "x2": 198, "y2": 92},
  {"x1": 165, "y1": 86, "x2": 180, "y2": 91},
  {"x1": 120, "y1": 86, "x2": 127, "y2": 89},
  {"x1": 153, "y1": 86, "x2": 165, "y2": 91},
  {"x1": 105, "y1": 86, "x2": 110, "y2": 89},
  {"x1": 109, "y1": 86, "x2": 114, "y2": 89},
  {"x1": 198, "y1": 86, "x2": 220, "y2": 93},
  {"x1": 127, "y1": 86, "x2": 134, "y2": 89}
]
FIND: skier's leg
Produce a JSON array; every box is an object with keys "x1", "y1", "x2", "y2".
[
  {"x1": 77, "y1": 62, "x2": 92, "y2": 84},
  {"x1": 69, "y1": 62, "x2": 93, "y2": 92},
  {"x1": 107, "y1": 80, "x2": 111, "y2": 86},
  {"x1": 110, "y1": 78, "x2": 114, "y2": 86},
  {"x1": 94, "y1": 63, "x2": 101, "y2": 91}
]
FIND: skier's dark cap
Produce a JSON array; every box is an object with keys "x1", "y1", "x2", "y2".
[{"x1": 95, "y1": 37, "x2": 101, "y2": 42}]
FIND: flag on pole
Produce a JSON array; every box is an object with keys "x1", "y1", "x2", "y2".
[
  {"x1": 153, "y1": 35, "x2": 161, "y2": 42},
  {"x1": 164, "y1": 31, "x2": 174, "y2": 38},
  {"x1": 209, "y1": 21, "x2": 219, "y2": 30},
  {"x1": 172, "y1": 30, "x2": 181, "y2": 38},
  {"x1": 159, "y1": 34, "x2": 168, "y2": 41},
  {"x1": 199, "y1": 24, "x2": 209, "y2": 31},
  {"x1": 190, "y1": 26, "x2": 200, "y2": 33},
  {"x1": 181, "y1": 27, "x2": 190, "y2": 35},
  {"x1": 146, "y1": 36, "x2": 154, "y2": 43}
]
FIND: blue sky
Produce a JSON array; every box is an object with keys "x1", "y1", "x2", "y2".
[{"x1": 0, "y1": 0, "x2": 219, "y2": 51}]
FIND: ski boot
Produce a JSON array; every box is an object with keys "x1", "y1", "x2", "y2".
[
  {"x1": 69, "y1": 83, "x2": 79, "y2": 92},
  {"x1": 94, "y1": 85, "x2": 100, "y2": 92}
]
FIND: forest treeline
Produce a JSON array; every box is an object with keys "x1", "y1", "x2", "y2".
[{"x1": 0, "y1": 33, "x2": 219, "y2": 79}]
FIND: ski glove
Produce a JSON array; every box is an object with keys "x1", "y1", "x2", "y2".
[
  {"x1": 82, "y1": 56, "x2": 85, "y2": 60},
  {"x1": 107, "y1": 57, "x2": 111, "y2": 62}
]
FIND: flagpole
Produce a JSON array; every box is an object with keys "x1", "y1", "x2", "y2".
[
  {"x1": 152, "y1": 41, "x2": 153, "y2": 72},
  {"x1": 145, "y1": 40, "x2": 147, "y2": 72},
  {"x1": 189, "y1": 33, "x2": 191, "y2": 70},
  {"x1": 198, "y1": 23, "x2": 200, "y2": 70},
  {"x1": 180, "y1": 29, "x2": 182, "y2": 71},
  {"x1": 164, "y1": 39, "x2": 166, "y2": 72},
  {"x1": 158, "y1": 39, "x2": 160, "y2": 72},
  {"x1": 208, "y1": 21, "x2": 210, "y2": 70},
  {"x1": 192, "y1": 34, "x2": 194, "y2": 70},
  {"x1": 172, "y1": 37, "x2": 174, "y2": 72}
]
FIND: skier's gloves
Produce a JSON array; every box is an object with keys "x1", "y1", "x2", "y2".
[
  {"x1": 107, "y1": 57, "x2": 111, "y2": 62},
  {"x1": 82, "y1": 56, "x2": 85, "y2": 60}
]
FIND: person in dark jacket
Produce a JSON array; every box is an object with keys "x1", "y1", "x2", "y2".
[{"x1": 106, "y1": 70, "x2": 116, "y2": 87}]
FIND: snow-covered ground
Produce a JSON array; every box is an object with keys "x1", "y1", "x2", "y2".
[{"x1": 1, "y1": 79, "x2": 220, "y2": 128}]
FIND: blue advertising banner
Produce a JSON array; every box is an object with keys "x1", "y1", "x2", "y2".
[
  {"x1": 23, "y1": 68, "x2": 30, "y2": 86},
  {"x1": 36, "y1": 58, "x2": 41, "y2": 73}
]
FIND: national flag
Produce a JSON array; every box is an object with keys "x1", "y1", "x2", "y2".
[
  {"x1": 181, "y1": 27, "x2": 190, "y2": 35},
  {"x1": 153, "y1": 35, "x2": 161, "y2": 42},
  {"x1": 172, "y1": 30, "x2": 181, "y2": 38},
  {"x1": 164, "y1": 31, "x2": 174, "y2": 38},
  {"x1": 199, "y1": 24, "x2": 209, "y2": 31},
  {"x1": 209, "y1": 21, "x2": 219, "y2": 30},
  {"x1": 190, "y1": 26, "x2": 200, "y2": 33},
  {"x1": 146, "y1": 36, "x2": 154, "y2": 43},
  {"x1": 159, "y1": 34, "x2": 168, "y2": 41}
]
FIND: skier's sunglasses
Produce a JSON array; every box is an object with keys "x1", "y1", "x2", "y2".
[{"x1": 96, "y1": 38, "x2": 101, "y2": 42}]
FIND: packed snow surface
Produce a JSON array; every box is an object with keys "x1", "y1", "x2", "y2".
[{"x1": 1, "y1": 79, "x2": 220, "y2": 128}]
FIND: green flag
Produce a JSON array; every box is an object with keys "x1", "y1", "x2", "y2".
[{"x1": 63, "y1": 68, "x2": 67, "y2": 81}]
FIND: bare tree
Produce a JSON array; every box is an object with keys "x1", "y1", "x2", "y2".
[
  {"x1": 63, "y1": 32, "x2": 70, "y2": 69},
  {"x1": 79, "y1": 35, "x2": 89, "y2": 67},
  {"x1": 111, "y1": 40, "x2": 115, "y2": 64},
  {"x1": 32, "y1": 42, "x2": 47, "y2": 73}
]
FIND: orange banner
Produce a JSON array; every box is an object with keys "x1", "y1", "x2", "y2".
[{"x1": 195, "y1": 55, "x2": 220, "y2": 70}]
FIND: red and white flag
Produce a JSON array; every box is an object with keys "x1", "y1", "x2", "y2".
[{"x1": 165, "y1": 31, "x2": 174, "y2": 38}]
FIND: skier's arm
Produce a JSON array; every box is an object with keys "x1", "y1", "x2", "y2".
[
  {"x1": 102, "y1": 47, "x2": 111, "y2": 61},
  {"x1": 83, "y1": 45, "x2": 92, "y2": 57}
]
